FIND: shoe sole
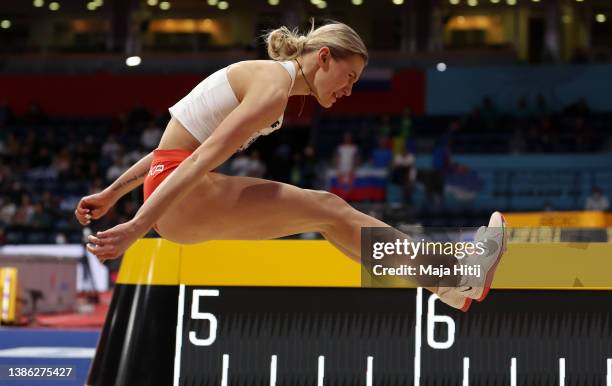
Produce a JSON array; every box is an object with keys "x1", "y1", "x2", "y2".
[
  {"x1": 460, "y1": 297, "x2": 472, "y2": 312},
  {"x1": 476, "y1": 212, "x2": 507, "y2": 302}
]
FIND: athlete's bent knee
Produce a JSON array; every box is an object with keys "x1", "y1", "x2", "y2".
[{"x1": 313, "y1": 190, "x2": 353, "y2": 224}]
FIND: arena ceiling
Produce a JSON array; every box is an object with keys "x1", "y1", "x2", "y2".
[{"x1": 3, "y1": 0, "x2": 612, "y2": 19}]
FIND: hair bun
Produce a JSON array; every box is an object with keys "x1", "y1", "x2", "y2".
[{"x1": 266, "y1": 27, "x2": 306, "y2": 61}]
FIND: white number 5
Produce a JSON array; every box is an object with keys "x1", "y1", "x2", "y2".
[{"x1": 189, "y1": 289, "x2": 219, "y2": 346}]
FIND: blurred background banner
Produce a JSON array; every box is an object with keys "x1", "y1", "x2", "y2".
[{"x1": 426, "y1": 64, "x2": 612, "y2": 114}]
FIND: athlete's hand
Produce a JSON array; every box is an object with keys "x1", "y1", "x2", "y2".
[
  {"x1": 75, "y1": 190, "x2": 117, "y2": 226},
  {"x1": 86, "y1": 219, "x2": 148, "y2": 262}
]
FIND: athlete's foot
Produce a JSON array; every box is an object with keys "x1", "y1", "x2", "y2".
[
  {"x1": 456, "y1": 211, "x2": 508, "y2": 302},
  {"x1": 437, "y1": 287, "x2": 472, "y2": 312}
]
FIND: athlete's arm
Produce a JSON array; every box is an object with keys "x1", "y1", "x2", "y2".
[
  {"x1": 107, "y1": 151, "x2": 154, "y2": 198},
  {"x1": 131, "y1": 82, "x2": 288, "y2": 231},
  {"x1": 75, "y1": 151, "x2": 153, "y2": 225}
]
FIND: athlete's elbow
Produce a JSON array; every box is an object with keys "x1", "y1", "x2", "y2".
[{"x1": 186, "y1": 151, "x2": 213, "y2": 176}]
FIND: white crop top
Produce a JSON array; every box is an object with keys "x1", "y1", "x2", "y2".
[{"x1": 168, "y1": 60, "x2": 296, "y2": 151}]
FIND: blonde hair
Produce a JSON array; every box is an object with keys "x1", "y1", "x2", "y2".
[{"x1": 265, "y1": 21, "x2": 368, "y2": 64}]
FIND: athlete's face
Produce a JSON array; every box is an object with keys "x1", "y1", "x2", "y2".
[{"x1": 313, "y1": 48, "x2": 365, "y2": 108}]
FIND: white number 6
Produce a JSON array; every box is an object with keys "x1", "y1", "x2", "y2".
[{"x1": 426, "y1": 294, "x2": 456, "y2": 349}]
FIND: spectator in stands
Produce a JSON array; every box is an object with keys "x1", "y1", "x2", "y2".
[
  {"x1": 13, "y1": 194, "x2": 34, "y2": 225},
  {"x1": 356, "y1": 120, "x2": 373, "y2": 156},
  {"x1": 40, "y1": 190, "x2": 59, "y2": 221},
  {"x1": 538, "y1": 116, "x2": 560, "y2": 152},
  {"x1": 102, "y1": 135, "x2": 123, "y2": 162},
  {"x1": 52, "y1": 148, "x2": 72, "y2": 181},
  {"x1": 0, "y1": 197, "x2": 16, "y2": 226},
  {"x1": 299, "y1": 145, "x2": 319, "y2": 189},
  {"x1": 585, "y1": 187, "x2": 610, "y2": 211},
  {"x1": 378, "y1": 114, "x2": 392, "y2": 137},
  {"x1": 141, "y1": 119, "x2": 163, "y2": 151},
  {"x1": 574, "y1": 117, "x2": 594, "y2": 152},
  {"x1": 564, "y1": 97, "x2": 591, "y2": 119},
  {"x1": 515, "y1": 96, "x2": 534, "y2": 121},
  {"x1": 480, "y1": 96, "x2": 498, "y2": 129},
  {"x1": 391, "y1": 146, "x2": 416, "y2": 203},
  {"x1": 30, "y1": 202, "x2": 52, "y2": 228},
  {"x1": 88, "y1": 178, "x2": 105, "y2": 196},
  {"x1": 335, "y1": 132, "x2": 358, "y2": 173},
  {"x1": 428, "y1": 136, "x2": 451, "y2": 207},
  {"x1": 463, "y1": 106, "x2": 485, "y2": 133},
  {"x1": 106, "y1": 157, "x2": 129, "y2": 183},
  {"x1": 371, "y1": 137, "x2": 393, "y2": 168},
  {"x1": 230, "y1": 152, "x2": 251, "y2": 176},
  {"x1": 400, "y1": 107, "x2": 413, "y2": 140},
  {"x1": 247, "y1": 150, "x2": 266, "y2": 178}
]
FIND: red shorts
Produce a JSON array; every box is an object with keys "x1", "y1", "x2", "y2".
[{"x1": 143, "y1": 148, "x2": 193, "y2": 232}]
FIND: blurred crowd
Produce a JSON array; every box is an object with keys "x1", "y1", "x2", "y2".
[
  {"x1": 0, "y1": 94, "x2": 610, "y2": 244},
  {"x1": 325, "y1": 94, "x2": 610, "y2": 206}
]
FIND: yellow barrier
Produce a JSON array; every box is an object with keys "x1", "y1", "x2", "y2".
[
  {"x1": 0, "y1": 267, "x2": 19, "y2": 324},
  {"x1": 504, "y1": 211, "x2": 607, "y2": 228},
  {"x1": 117, "y1": 239, "x2": 612, "y2": 290}
]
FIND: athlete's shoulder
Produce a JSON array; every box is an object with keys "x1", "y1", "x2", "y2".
[{"x1": 228, "y1": 60, "x2": 291, "y2": 102}]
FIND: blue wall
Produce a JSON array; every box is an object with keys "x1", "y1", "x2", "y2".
[{"x1": 426, "y1": 64, "x2": 612, "y2": 115}]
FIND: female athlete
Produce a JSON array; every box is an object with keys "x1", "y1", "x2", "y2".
[{"x1": 75, "y1": 22, "x2": 507, "y2": 311}]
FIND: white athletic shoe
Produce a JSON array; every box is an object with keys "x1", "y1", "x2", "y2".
[
  {"x1": 459, "y1": 211, "x2": 508, "y2": 301},
  {"x1": 436, "y1": 211, "x2": 508, "y2": 311},
  {"x1": 437, "y1": 288, "x2": 472, "y2": 312}
]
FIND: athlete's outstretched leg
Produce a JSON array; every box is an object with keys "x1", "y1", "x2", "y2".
[{"x1": 155, "y1": 173, "x2": 456, "y2": 295}]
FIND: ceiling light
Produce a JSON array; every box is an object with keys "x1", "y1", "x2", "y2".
[
  {"x1": 392, "y1": 0, "x2": 404, "y2": 4},
  {"x1": 449, "y1": 0, "x2": 460, "y2": 5},
  {"x1": 0, "y1": 20, "x2": 11, "y2": 29},
  {"x1": 159, "y1": 1, "x2": 170, "y2": 10},
  {"x1": 33, "y1": 0, "x2": 45, "y2": 7},
  {"x1": 467, "y1": 0, "x2": 477, "y2": 6},
  {"x1": 316, "y1": 0, "x2": 327, "y2": 8},
  {"x1": 86, "y1": 2, "x2": 97, "y2": 10},
  {"x1": 268, "y1": 0, "x2": 279, "y2": 5},
  {"x1": 352, "y1": 0, "x2": 363, "y2": 4},
  {"x1": 596, "y1": 14, "x2": 606, "y2": 23},
  {"x1": 49, "y1": 2, "x2": 60, "y2": 10},
  {"x1": 506, "y1": 0, "x2": 516, "y2": 5},
  {"x1": 147, "y1": 0, "x2": 158, "y2": 5},
  {"x1": 218, "y1": 1, "x2": 229, "y2": 9},
  {"x1": 436, "y1": 62, "x2": 447, "y2": 72},
  {"x1": 126, "y1": 56, "x2": 142, "y2": 67}
]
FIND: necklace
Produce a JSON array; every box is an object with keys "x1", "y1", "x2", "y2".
[{"x1": 295, "y1": 59, "x2": 314, "y2": 116}]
